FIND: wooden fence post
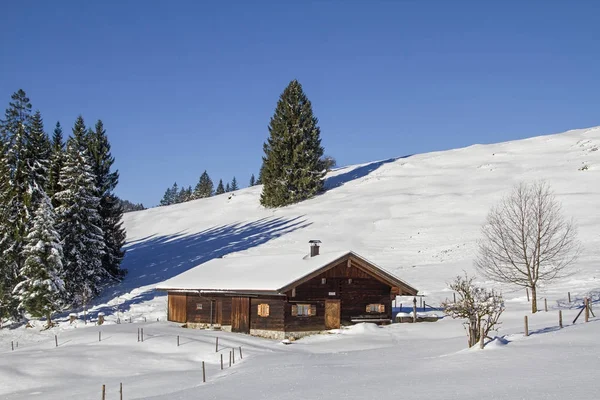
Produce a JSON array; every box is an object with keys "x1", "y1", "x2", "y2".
[
  {"x1": 232, "y1": 348, "x2": 235, "y2": 364},
  {"x1": 585, "y1": 298, "x2": 589, "y2": 323},
  {"x1": 120, "y1": 382, "x2": 123, "y2": 400},
  {"x1": 215, "y1": 337, "x2": 219, "y2": 352},
  {"x1": 544, "y1": 298, "x2": 548, "y2": 312},
  {"x1": 568, "y1": 292, "x2": 571, "y2": 303},
  {"x1": 177, "y1": 335, "x2": 180, "y2": 347},
  {"x1": 239, "y1": 346, "x2": 243, "y2": 359},
  {"x1": 55, "y1": 335, "x2": 58, "y2": 347},
  {"x1": 202, "y1": 361, "x2": 206, "y2": 383},
  {"x1": 101, "y1": 384, "x2": 106, "y2": 400},
  {"x1": 141, "y1": 328, "x2": 144, "y2": 342},
  {"x1": 559, "y1": 310, "x2": 563, "y2": 328},
  {"x1": 221, "y1": 354, "x2": 223, "y2": 370},
  {"x1": 526, "y1": 288, "x2": 530, "y2": 302},
  {"x1": 453, "y1": 292, "x2": 456, "y2": 303},
  {"x1": 99, "y1": 332, "x2": 101, "y2": 342},
  {"x1": 524, "y1": 316, "x2": 529, "y2": 337},
  {"x1": 229, "y1": 351, "x2": 232, "y2": 367},
  {"x1": 479, "y1": 327, "x2": 485, "y2": 349},
  {"x1": 412, "y1": 297, "x2": 417, "y2": 323},
  {"x1": 11, "y1": 341, "x2": 14, "y2": 351}
]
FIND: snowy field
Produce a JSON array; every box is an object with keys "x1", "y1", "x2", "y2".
[{"x1": 1, "y1": 126, "x2": 600, "y2": 399}]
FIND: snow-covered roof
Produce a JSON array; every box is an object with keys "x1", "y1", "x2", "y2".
[{"x1": 156, "y1": 250, "x2": 415, "y2": 293}]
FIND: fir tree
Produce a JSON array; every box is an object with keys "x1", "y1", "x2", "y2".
[
  {"x1": 170, "y1": 182, "x2": 179, "y2": 204},
  {"x1": 55, "y1": 116, "x2": 105, "y2": 304},
  {"x1": 159, "y1": 186, "x2": 173, "y2": 206},
  {"x1": 193, "y1": 170, "x2": 213, "y2": 199},
  {"x1": 0, "y1": 90, "x2": 34, "y2": 319},
  {"x1": 230, "y1": 176, "x2": 239, "y2": 191},
  {"x1": 249, "y1": 174, "x2": 255, "y2": 187},
  {"x1": 87, "y1": 120, "x2": 126, "y2": 279},
  {"x1": 260, "y1": 80, "x2": 325, "y2": 207},
  {"x1": 215, "y1": 179, "x2": 225, "y2": 195},
  {"x1": 47, "y1": 122, "x2": 65, "y2": 204},
  {"x1": 13, "y1": 194, "x2": 65, "y2": 327},
  {"x1": 0, "y1": 144, "x2": 19, "y2": 321},
  {"x1": 225, "y1": 182, "x2": 230, "y2": 192},
  {"x1": 27, "y1": 111, "x2": 51, "y2": 207}
]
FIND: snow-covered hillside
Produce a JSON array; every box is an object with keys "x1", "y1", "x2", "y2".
[
  {"x1": 2, "y1": 126, "x2": 600, "y2": 399},
  {"x1": 120, "y1": 125, "x2": 600, "y2": 309}
]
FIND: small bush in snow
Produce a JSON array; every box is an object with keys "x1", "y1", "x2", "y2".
[{"x1": 441, "y1": 273, "x2": 504, "y2": 348}]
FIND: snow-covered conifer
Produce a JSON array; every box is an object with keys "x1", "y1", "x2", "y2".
[
  {"x1": 14, "y1": 194, "x2": 65, "y2": 327},
  {"x1": 54, "y1": 116, "x2": 106, "y2": 303}
]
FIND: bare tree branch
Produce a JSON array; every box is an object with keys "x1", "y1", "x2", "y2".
[{"x1": 475, "y1": 181, "x2": 581, "y2": 312}]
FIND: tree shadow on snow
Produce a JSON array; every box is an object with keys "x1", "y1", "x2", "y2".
[
  {"x1": 91, "y1": 216, "x2": 311, "y2": 317},
  {"x1": 324, "y1": 155, "x2": 411, "y2": 190}
]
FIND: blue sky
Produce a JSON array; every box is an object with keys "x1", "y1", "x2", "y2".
[{"x1": 1, "y1": 1, "x2": 599, "y2": 206}]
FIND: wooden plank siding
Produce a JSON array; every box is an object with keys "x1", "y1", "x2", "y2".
[
  {"x1": 185, "y1": 294, "x2": 232, "y2": 325},
  {"x1": 250, "y1": 298, "x2": 285, "y2": 331},
  {"x1": 284, "y1": 301, "x2": 327, "y2": 332},
  {"x1": 168, "y1": 293, "x2": 188, "y2": 323}
]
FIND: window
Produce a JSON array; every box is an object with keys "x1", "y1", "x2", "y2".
[
  {"x1": 291, "y1": 288, "x2": 296, "y2": 298},
  {"x1": 196, "y1": 303, "x2": 203, "y2": 310},
  {"x1": 366, "y1": 304, "x2": 385, "y2": 313},
  {"x1": 292, "y1": 304, "x2": 316, "y2": 317},
  {"x1": 321, "y1": 278, "x2": 327, "y2": 284},
  {"x1": 348, "y1": 278, "x2": 352, "y2": 284},
  {"x1": 258, "y1": 304, "x2": 270, "y2": 317}
]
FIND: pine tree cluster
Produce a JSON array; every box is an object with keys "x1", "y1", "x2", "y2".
[
  {"x1": 158, "y1": 172, "x2": 252, "y2": 206},
  {"x1": 0, "y1": 90, "x2": 126, "y2": 326}
]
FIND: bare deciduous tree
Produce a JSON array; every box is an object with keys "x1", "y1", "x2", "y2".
[
  {"x1": 442, "y1": 273, "x2": 504, "y2": 348},
  {"x1": 475, "y1": 181, "x2": 580, "y2": 313}
]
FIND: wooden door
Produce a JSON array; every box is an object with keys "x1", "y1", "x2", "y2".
[
  {"x1": 168, "y1": 293, "x2": 187, "y2": 323},
  {"x1": 325, "y1": 300, "x2": 341, "y2": 329},
  {"x1": 216, "y1": 299, "x2": 223, "y2": 325},
  {"x1": 231, "y1": 297, "x2": 250, "y2": 333}
]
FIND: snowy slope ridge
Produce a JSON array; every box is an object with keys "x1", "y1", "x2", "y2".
[{"x1": 2, "y1": 126, "x2": 600, "y2": 400}]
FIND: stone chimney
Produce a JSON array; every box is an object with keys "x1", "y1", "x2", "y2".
[{"x1": 309, "y1": 240, "x2": 321, "y2": 257}]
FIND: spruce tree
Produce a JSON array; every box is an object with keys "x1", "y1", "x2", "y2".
[
  {"x1": 215, "y1": 179, "x2": 225, "y2": 195},
  {"x1": 14, "y1": 194, "x2": 65, "y2": 327},
  {"x1": 47, "y1": 122, "x2": 65, "y2": 203},
  {"x1": 249, "y1": 174, "x2": 255, "y2": 187},
  {"x1": 230, "y1": 176, "x2": 239, "y2": 191},
  {"x1": 27, "y1": 111, "x2": 51, "y2": 207},
  {"x1": 0, "y1": 144, "x2": 19, "y2": 321},
  {"x1": 159, "y1": 186, "x2": 173, "y2": 206},
  {"x1": 225, "y1": 182, "x2": 230, "y2": 192},
  {"x1": 170, "y1": 182, "x2": 179, "y2": 204},
  {"x1": 0, "y1": 90, "x2": 34, "y2": 319},
  {"x1": 260, "y1": 80, "x2": 325, "y2": 207},
  {"x1": 193, "y1": 170, "x2": 213, "y2": 199},
  {"x1": 87, "y1": 120, "x2": 126, "y2": 280},
  {"x1": 55, "y1": 116, "x2": 105, "y2": 304}
]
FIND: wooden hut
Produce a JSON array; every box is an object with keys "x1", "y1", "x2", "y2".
[{"x1": 157, "y1": 241, "x2": 418, "y2": 339}]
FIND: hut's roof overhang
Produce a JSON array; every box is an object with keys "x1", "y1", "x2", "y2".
[{"x1": 156, "y1": 251, "x2": 418, "y2": 296}]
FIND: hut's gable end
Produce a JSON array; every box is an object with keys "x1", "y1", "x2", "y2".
[{"x1": 283, "y1": 257, "x2": 394, "y2": 325}]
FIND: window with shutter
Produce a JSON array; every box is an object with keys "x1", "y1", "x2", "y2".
[
  {"x1": 294, "y1": 304, "x2": 314, "y2": 317},
  {"x1": 367, "y1": 304, "x2": 385, "y2": 313},
  {"x1": 258, "y1": 304, "x2": 270, "y2": 317}
]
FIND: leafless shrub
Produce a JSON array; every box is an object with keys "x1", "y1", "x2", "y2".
[{"x1": 442, "y1": 273, "x2": 505, "y2": 348}]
